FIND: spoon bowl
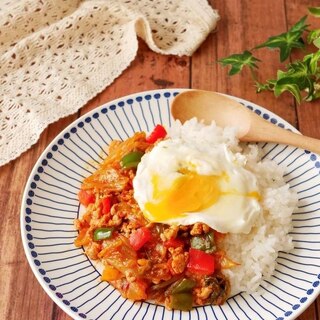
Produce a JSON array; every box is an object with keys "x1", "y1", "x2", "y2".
[{"x1": 171, "y1": 90, "x2": 320, "y2": 154}]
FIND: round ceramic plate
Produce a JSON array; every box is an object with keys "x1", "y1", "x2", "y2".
[{"x1": 21, "y1": 89, "x2": 320, "y2": 320}]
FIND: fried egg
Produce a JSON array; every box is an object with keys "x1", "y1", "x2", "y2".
[{"x1": 133, "y1": 138, "x2": 262, "y2": 234}]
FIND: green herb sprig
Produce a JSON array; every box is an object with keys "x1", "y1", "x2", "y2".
[{"x1": 219, "y1": 7, "x2": 320, "y2": 103}]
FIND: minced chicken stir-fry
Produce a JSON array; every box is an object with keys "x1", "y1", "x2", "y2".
[{"x1": 74, "y1": 125, "x2": 237, "y2": 311}]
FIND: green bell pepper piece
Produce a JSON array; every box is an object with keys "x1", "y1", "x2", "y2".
[
  {"x1": 93, "y1": 227, "x2": 114, "y2": 241},
  {"x1": 171, "y1": 278, "x2": 196, "y2": 294},
  {"x1": 120, "y1": 151, "x2": 144, "y2": 168},
  {"x1": 168, "y1": 278, "x2": 196, "y2": 310},
  {"x1": 190, "y1": 231, "x2": 216, "y2": 253},
  {"x1": 170, "y1": 292, "x2": 193, "y2": 311}
]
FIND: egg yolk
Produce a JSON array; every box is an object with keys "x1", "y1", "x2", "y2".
[{"x1": 144, "y1": 171, "x2": 222, "y2": 222}]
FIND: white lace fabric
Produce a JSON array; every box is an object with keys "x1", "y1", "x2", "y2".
[{"x1": 0, "y1": 0, "x2": 219, "y2": 166}]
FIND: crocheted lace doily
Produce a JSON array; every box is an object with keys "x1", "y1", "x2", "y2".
[{"x1": 0, "y1": 0, "x2": 219, "y2": 166}]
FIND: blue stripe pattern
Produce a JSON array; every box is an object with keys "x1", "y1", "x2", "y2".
[{"x1": 21, "y1": 90, "x2": 320, "y2": 320}]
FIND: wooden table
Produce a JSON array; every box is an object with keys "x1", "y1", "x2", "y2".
[{"x1": 1, "y1": 0, "x2": 320, "y2": 319}]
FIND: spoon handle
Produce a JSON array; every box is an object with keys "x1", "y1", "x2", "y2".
[{"x1": 246, "y1": 119, "x2": 320, "y2": 155}]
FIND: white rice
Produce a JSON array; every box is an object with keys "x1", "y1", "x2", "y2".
[{"x1": 168, "y1": 118, "x2": 297, "y2": 296}]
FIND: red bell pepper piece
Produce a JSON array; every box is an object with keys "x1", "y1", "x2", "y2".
[
  {"x1": 78, "y1": 190, "x2": 95, "y2": 207},
  {"x1": 164, "y1": 238, "x2": 184, "y2": 248},
  {"x1": 129, "y1": 227, "x2": 152, "y2": 251},
  {"x1": 146, "y1": 124, "x2": 167, "y2": 144},
  {"x1": 101, "y1": 197, "x2": 112, "y2": 214},
  {"x1": 187, "y1": 248, "x2": 215, "y2": 275}
]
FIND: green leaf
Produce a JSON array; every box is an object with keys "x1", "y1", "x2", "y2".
[
  {"x1": 314, "y1": 38, "x2": 320, "y2": 49},
  {"x1": 276, "y1": 69, "x2": 289, "y2": 80},
  {"x1": 218, "y1": 50, "x2": 260, "y2": 75},
  {"x1": 216, "y1": 13, "x2": 320, "y2": 104},
  {"x1": 282, "y1": 61, "x2": 312, "y2": 88},
  {"x1": 271, "y1": 56, "x2": 320, "y2": 102},
  {"x1": 303, "y1": 51, "x2": 320, "y2": 74},
  {"x1": 309, "y1": 83, "x2": 320, "y2": 101},
  {"x1": 255, "y1": 16, "x2": 308, "y2": 61},
  {"x1": 274, "y1": 81, "x2": 302, "y2": 103},
  {"x1": 279, "y1": 62, "x2": 314, "y2": 99},
  {"x1": 255, "y1": 79, "x2": 279, "y2": 93},
  {"x1": 266, "y1": 79, "x2": 277, "y2": 88},
  {"x1": 255, "y1": 31, "x2": 305, "y2": 62},
  {"x1": 307, "y1": 29, "x2": 320, "y2": 45},
  {"x1": 308, "y1": 7, "x2": 320, "y2": 17},
  {"x1": 255, "y1": 81, "x2": 270, "y2": 92},
  {"x1": 289, "y1": 15, "x2": 309, "y2": 33}
]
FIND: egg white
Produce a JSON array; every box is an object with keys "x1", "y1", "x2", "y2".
[{"x1": 133, "y1": 137, "x2": 262, "y2": 234}]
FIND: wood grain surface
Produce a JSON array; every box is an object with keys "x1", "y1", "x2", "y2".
[{"x1": 1, "y1": 0, "x2": 320, "y2": 319}]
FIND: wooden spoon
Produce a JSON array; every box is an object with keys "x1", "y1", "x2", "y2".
[{"x1": 171, "y1": 89, "x2": 320, "y2": 154}]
